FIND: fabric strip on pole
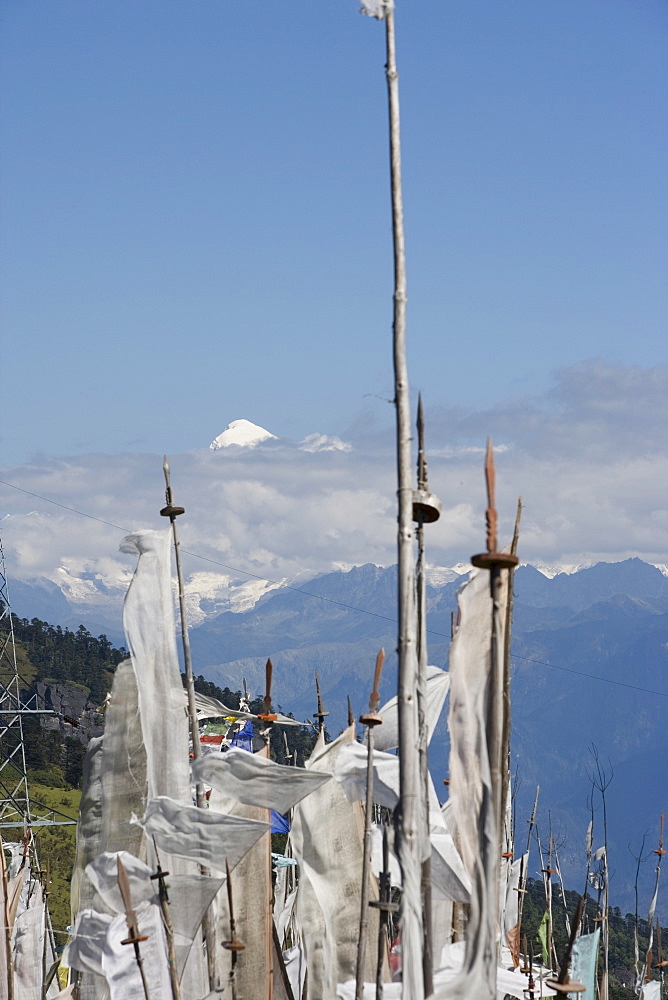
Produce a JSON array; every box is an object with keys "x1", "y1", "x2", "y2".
[
  {"x1": 133, "y1": 796, "x2": 269, "y2": 873},
  {"x1": 70, "y1": 736, "x2": 107, "y2": 921},
  {"x1": 213, "y1": 795, "x2": 273, "y2": 1000},
  {"x1": 71, "y1": 658, "x2": 149, "y2": 926},
  {"x1": 12, "y1": 882, "x2": 52, "y2": 1000},
  {"x1": 334, "y1": 742, "x2": 470, "y2": 902},
  {"x1": 290, "y1": 725, "x2": 384, "y2": 999},
  {"x1": 79, "y1": 851, "x2": 224, "y2": 983},
  {"x1": 570, "y1": 929, "x2": 600, "y2": 1000},
  {"x1": 432, "y1": 567, "x2": 507, "y2": 1000},
  {"x1": 101, "y1": 900, "x2": 171, "y2": 1000},
  {"x1": 374, "y1": 667, "x2": 450, "y2": 753},
  {"x1": 85, "y1": 853, "x2": 154, "y2": 915},
  {"x1": 333, "y1": 741, "x2": 405, "y2": 810},
  {"x1": 193, "y1": 691, "x2": 303, "y2": 726},
  {"x1": 503, "y1": 853, "x2": 527, "y2": 968},
  {"x1": 97, "y1": 660, "x2": 148, "y2": 860},
  {"x1": 63, "y1": 909, "x2": 113, "y2": 977},
  {"x1": 192, "y1": 747, "x2": 331, "y2": 813},
  {"x1": 121, "y1": 530, "x2": 191, "y2": 805},
  {"x1": 121, "y1": 529, "x2": 211, "y2": 998}
]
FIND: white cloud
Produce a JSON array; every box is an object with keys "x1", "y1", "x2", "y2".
[
  {"x1": 1, "y1": 362, "x2": 666, "y2": 614},
  {"x1": 298, "y1": 433, "x2": 352, "y2": 453}
]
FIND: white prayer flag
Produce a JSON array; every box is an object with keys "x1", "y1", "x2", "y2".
[
  {"x1": 193, "y1": 747, "x2": 331, "y2": 813},
  {"x1": 133, "y1": 796, "x2": 269, "y2": 873},
  {"x1": 374, "y1": 666, "x2": 450, "y2": 752},
  {"x1": 101, "y1": 900, "x2": 171, "y2": 1000},
  {"x1": 63, "y1": 909, "x2": 113, "y2": 976}
]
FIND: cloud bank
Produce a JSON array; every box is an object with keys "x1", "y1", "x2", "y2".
[{"x1": 1, "y1": 361, "x2": 666, "y2": 618}]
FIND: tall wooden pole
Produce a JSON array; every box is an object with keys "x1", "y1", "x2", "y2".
[
  {"x1": 500, "y1": 498, "x2": 522, "y2": 846},
  {"x1": 471, "y1": 440, "x2": 518, "y2": 972},
  {"x1": 161, "y1": 458, "x2": 217, "y2": 991},
  {"x1": 355, "y1": 649, "x2": 385, "y2": 1000},
  {"x1": 0, "y1": 832, "x2": 14, "y2": 1000},
  {"x1": 414, "y1": 395, "x2": 441, "y2": 997},
  {"x1": 383, "y1": 6, "x2": 424, "y2": 997}
]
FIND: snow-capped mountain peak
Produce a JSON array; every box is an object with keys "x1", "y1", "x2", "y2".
[{"x1": 209, "y1": 419, "x2": 277, "y2": 450}]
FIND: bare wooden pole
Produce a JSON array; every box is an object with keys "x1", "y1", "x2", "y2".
[
  {"x1": 500, "y1": 497, "x2": 522, "y2": 845},
  {"x1": 517, "y1": 786, "x2": 539, "y2": 935},
  {"x1": 413, "y1": 395, "x2": 441, "y2": 997},
  {"x1": 471, "y1": 440, "x2": 519, "y2": 973},
  {"x1": 355, "y1": 649, "x2": 385, "y2": 1000},
  {"x1": 313, "y1": 671, "x2": 329, "y2": 735},
  {"x1": 151, "y1": 841, "x2": 182, "y2": 1000},
  {"x1": 382, "y1": 6, "x2": 424, "y2": 995},
  {"x1": 1, "y1": 832, "x2": 14, "y2": 1000},
  {"x1": 117, "y1": 857, "x2": 151, "y2": 1000},
  {"x1": 160, "y1": 458, "x2": 216, "y2": 990},
  {"x1": 222, "y1": 858, "x2": 246, "y2": 1000},
  {"x1": 256, "y1": 657, "x2": 277, "y2": 1000}
]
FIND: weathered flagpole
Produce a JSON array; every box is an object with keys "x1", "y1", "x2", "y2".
[
  {"x1": 117, "y1": 857, "x2": 151, "y2": 1000},
  {"x1": 471, "y1": 439, "x2": 519, "y2": 975},
  {"x1": 160, "y1": 458, "x2": 216, "y2": 990},
  {"x1": 413, "y1": 394, "x2": 441, "y2": 996},
  {"x1": 355, "y1": 648, "x2": 386, "y2": 1000},
  {"x1": 383, "y1": 2, "x2": 424, "y2": 995},
  {"x1": 500, "y1": 497, "x2": 522, "y2": 840}
]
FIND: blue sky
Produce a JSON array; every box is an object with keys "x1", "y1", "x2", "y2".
[{"x1": 2, "y1": 0, "x2": 666, "y2": 465}]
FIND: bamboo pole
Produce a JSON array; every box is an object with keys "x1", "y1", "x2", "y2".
[
  {"x1": 160, "y1": 458, "x2": 216, "y2": 991},
  {"x1": 471, "y1": 440, "x2": 519, "y2": 977},
  {"x1": 151, "y1": 842, "x2": 182, "y2": 1000},
  {"x1": 222, "y1": 858, "x2": 246, "y2": 1000},
  {"x1": 500, "y1": 498, "x2": 522, "y2": 844},
  {"x1": 41, "y1": 864, "x2": 49, "y2": 1000},
  {"x1": 382, "y1": 5, "x2": 424, "y2": 995},
  {"x1": 375, "y1": 824, "x2": 397, "y2": 999},
  {"x1": 413, "y1": 395, "x2": 441, "y2": 997},
  {"x1": 355, "y1": 649, "x2": 385, "y2": 1000},
  {"x1": 117, "y1": 857, "x2": 151, "y2": 1000},
  {"x1": 517, "y1": 787, "x2": 539, "y2": 934},
  {"x1": 0, "y1": 832, "x2": 13, "y2": 1000}
]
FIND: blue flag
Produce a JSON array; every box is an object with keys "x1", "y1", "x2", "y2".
[
  {"x1": 271, "y1": 811, "x2": 290, "y2": 833},
  {"x1": 230, "y1": 720, "x2": 254, "y2": 752}
]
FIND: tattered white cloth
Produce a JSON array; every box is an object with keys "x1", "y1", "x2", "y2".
[
  {"x1": 13, "y1": 880, "x2": 60, "y2": 1000},
  {"x1": 133, "y1": 795, "x2": 269, "y2": 873},
  {"x1": 121, "y1": 530, "x2": 192, "y2": 805},
  {"x1": 332, "y1": 741, "x2": 403, "y2": 809},
  {"x1": 194, "y1": 690, "x2": 303, "y2": 726},
  {"x1": 359, "y1": 0, "x2": 394, "y2": 20},
  {"x1": 373, "y1": 665, "x2": 450, "y2": 752},
  {"x1": 193, "y1": 747, "x2": 331, "y2": 814},
  {"x1": 333, "y1": 740, "x2": 471, "y2": 903},
  {"x1": 63, "y1": 909, "x2": 113, "y2": 977},
  {"x1": 85, "y1": 852, "x2": 155, "y2": 913},
  {"x1": 290, "y1": 726, "x2": 385, "y2": 999},
  {"x1": 101, "y1": 901, "x2": 171, "y2": 1000},
  {"x1": 68, "y1": 851, "x2": 224, "y2": 986},
  {"x1": 337, "y1": 942, "x2": 557, "y2": 999},
  {"x1": 432, "y1": 567, "x2": 509, "y2": 1000},
  {"x1": 503, "y1": 853, "x2": 528, "y2": 939},
  {"x1": 641, "y1": 983, "x2": 661, "y2": 1000},
  {"x1": 69, "y1": 529, "x2": 210, "y2": 1000}
]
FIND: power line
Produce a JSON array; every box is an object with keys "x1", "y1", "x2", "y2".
[
  {"x1": 510, "y1": 652, "x2": 668, "y2": 700},
  {"x1": 0, "y1": 479, "x2": 403, "y2": 625},
  {"x1": 2, "y1": 477, "x2": 667, "y2": 701}
]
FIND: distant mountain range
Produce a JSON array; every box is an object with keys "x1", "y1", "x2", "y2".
[{"x1": 9, "y1": 557, "x2": 668, "y2": 918}]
